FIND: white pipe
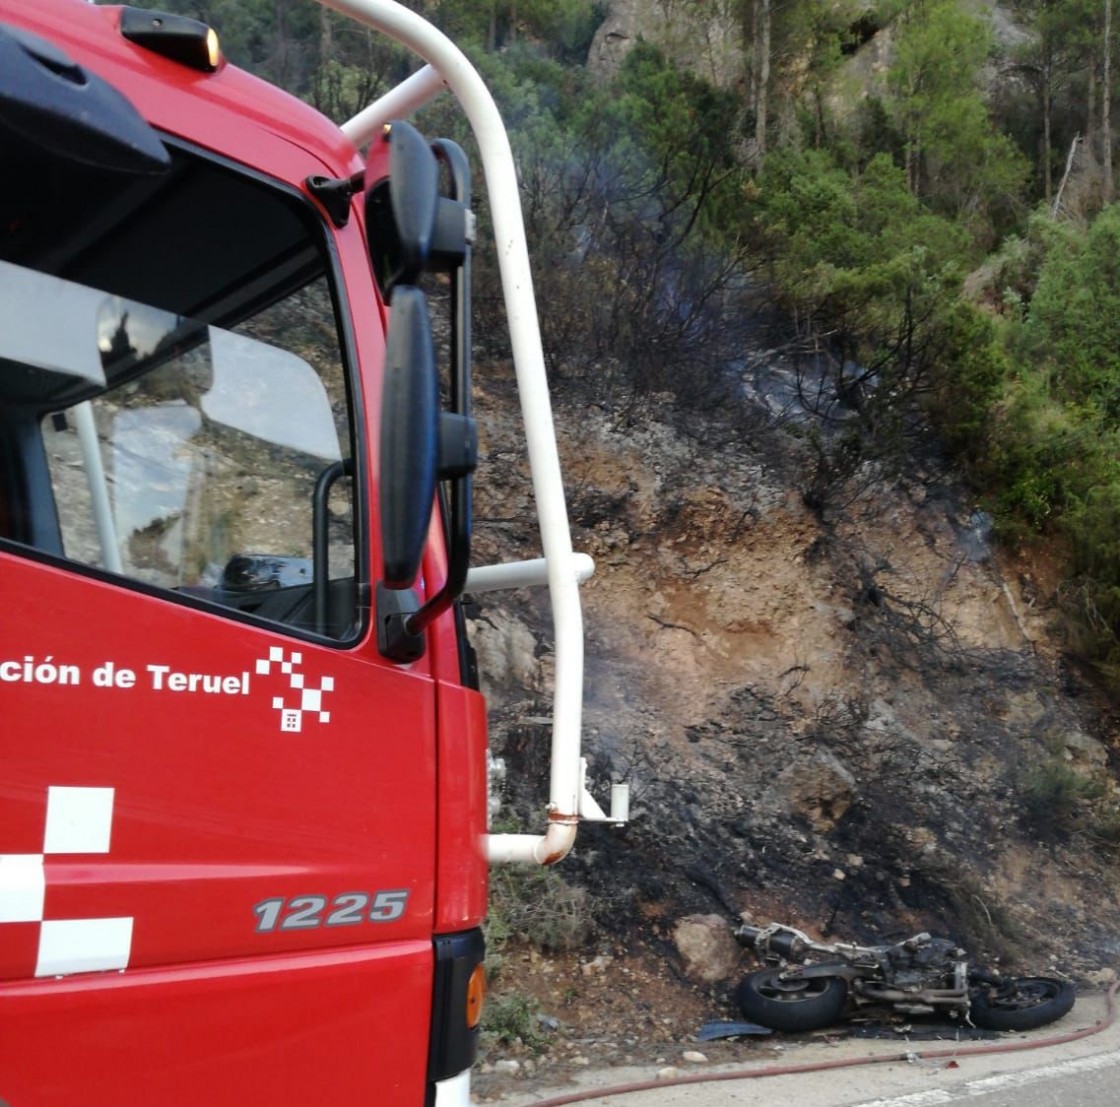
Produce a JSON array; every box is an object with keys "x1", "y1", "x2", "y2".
[
  {"x1": 465, "y1": 553, "x2": 594, "y2": 595},
  {"x1": 485, "y1": 822, "x2": 577, "y2": 866},
  {"x1": 73, "y1": 401, "x2": 122, "y2": 574},
  {"x1": 319, "y1": 0, "x2": 587, "y2": 842},
  {"x1": 342, "y1": 64, "x2": 447, "y2": 147}
]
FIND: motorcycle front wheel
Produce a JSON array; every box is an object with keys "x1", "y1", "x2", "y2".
[
  {"x1": 969, "y1": 976, "x2": 1075, "y2": 1031},
  {"x1": 736, "y1": 968, "x2": 848, "y2": 1032}
]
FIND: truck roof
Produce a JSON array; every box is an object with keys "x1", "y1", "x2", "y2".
[{"x1": 2, "y1": 0, "x2": 362, "y2": 179}]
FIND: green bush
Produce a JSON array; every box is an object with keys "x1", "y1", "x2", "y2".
[
  {"x1": 982, "y1": 377, "x2": 1087, "y2": 530},
  {"x1": 481, "y1": 992, "x2": 546, "y2": 1047},
  {"x1": 1021, "y1": 206, "x2": 1120, "y2": 407},
  {"x1": 486, "y1": 862, "x2": 594, "y2": 965},
  {"x1": 1021, "y1": 758, "x2": 1102, "y2": 833}
]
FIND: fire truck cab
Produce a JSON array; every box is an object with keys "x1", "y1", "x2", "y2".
[{"x1": 0, "y1": 2, "x2": 623, "y2": 1103}]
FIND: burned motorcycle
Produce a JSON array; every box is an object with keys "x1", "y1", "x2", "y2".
[{"x1": 733, "y1": 922, "x2": 1075, "y2": 1033}]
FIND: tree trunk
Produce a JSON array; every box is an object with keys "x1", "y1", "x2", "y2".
[
  {"x1": 320, "y1": 7, "x2": 333, "y2": 64},
  {"x1": 315, "y1": 8, "x2": 333, "y2": 117},
  {"x1": 1043, "y1": 58, "x2": 1053, "y2": 206},
  {"x1": 747, "y1": 0, "x2": 759, "y2": 115},
  {"x1": 1089, "y1": 51, "x2": 1098, "y2": 156},
  {"x1": 754, "y1": 0, "x2": 771, "y2": 164},
  {"x1": 1105, "y1": 0, "x2": 1113, "y2": 201}
]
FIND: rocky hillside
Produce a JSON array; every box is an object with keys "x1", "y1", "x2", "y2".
[
  {"x1": 468, "y1": 361, "x2": 1120, "y2": 997},
  {"x1": 587, "y1": 0, "x2": 1023, "y2": 86}
]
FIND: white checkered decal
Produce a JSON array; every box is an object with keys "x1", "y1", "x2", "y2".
[
  {"x1": 255, "y1": 646, "x2": 335, "y2": 733},
  {"x1": 0, "y1": 786, "x2": 133, "y2": 977}
]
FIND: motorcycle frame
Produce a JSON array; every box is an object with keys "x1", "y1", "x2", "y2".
[{"x1": 740, "y1": 923, "x2": 975, "y2": 1018}]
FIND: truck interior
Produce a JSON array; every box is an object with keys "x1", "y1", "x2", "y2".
[{"x1": 0, "y1": 134, "x2": 362, "y2": 640}]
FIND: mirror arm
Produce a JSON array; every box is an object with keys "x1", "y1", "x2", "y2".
[
  {"x1": 305, "y1": 171, "x2": 364, "y2": 229},
  {"x1": 377, "y1": 582, "x2": 426, "y2": 663}
]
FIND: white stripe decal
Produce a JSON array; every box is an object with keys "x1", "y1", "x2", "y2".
[
  {"x1": 43, "y1": 786, "x2": 115, "y2": 854},
  {"x1": 1, "y1": 786, "x2": 133, "y2": 978},
  {"x1": 36, "y1": 916, "x2": 134, "y2": 977},
  {"x1": 0, "y1": 854, "x2": 45, "y2": 923}
]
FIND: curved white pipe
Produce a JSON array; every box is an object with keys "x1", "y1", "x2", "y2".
[
  {"x1": 485, "y1": 822, "x2": 577, "y2": 866},
  {"x1": 321, "y1": 0, "x2": 587, "y2": 845},
  {"x1": 342, "y1": 64, "x2": 447, "y2": 147},
  {"x1": 465, "y1": 553, "x2": 594, "y2": 595}
]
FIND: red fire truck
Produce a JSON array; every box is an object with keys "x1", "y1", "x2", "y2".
[{"x1": 0, "y1": 2, "x2": 626, "y2": 1103}]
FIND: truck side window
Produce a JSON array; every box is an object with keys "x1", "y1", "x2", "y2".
[
  {"x1": 0, "y1": 145, "x2": 361, "y2": 642},
  {"x1": 39, "y1": 277, "x2": 356, "y2": 638}
]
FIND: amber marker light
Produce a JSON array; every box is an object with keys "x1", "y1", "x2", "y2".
[
  {"x1": 205, "y1": 27, "x2": 221, "y2": 70},
  {"x1": 119, "y1": 7, "x2": 222, "y2": 73},
  {"x1": 465, "y1": 963, "x2": 486, "y2": 1030}
]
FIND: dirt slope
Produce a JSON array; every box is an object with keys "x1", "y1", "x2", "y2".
[{"x1": 466, "y1": 370, "x2": 1120, "y2": 1095}]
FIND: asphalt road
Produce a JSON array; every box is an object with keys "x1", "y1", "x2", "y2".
[{"x1": 506, "y1": 991, "x2": 1119, "y2": 1107}]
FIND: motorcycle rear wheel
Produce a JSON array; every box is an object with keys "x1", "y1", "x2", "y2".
[
  {"x1": 736, "y1": 968, "x2": 848, "y2": 1032},
  {"x1": 969, "y1": 976, "x2": 1075, "y2": 1031}
]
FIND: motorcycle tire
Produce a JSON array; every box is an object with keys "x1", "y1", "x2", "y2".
[
  {"x1": 735, "y1": 967, "x2": 848, "y2": 1032},
  {"x1": 969, "y1": 976, "x2": 1075, "y2": 1031}
]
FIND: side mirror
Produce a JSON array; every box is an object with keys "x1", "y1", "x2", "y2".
[
  {"x1": 0, "y1": 21, "x2": 169, "y2": 175},
  {"x1": 368, "y1": 129, "x2": 476, "y2": 660},
  {"x1": 379, "y1": 285, "x2": 438, "y2": 589},
  {"x1": 365, "y1": 120, "x2": 440, "y2": 298}
]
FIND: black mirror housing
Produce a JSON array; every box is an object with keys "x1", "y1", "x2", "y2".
[
  {"x1": 365, "y1": 120, "x2": 440, "y2": 297},
  {"x1": 379, "y1": 285, "x2": 439, "y2": 589}
]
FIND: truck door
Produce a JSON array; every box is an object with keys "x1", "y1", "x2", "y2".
[{"x1": 0, "y1": 141, "x2": 438, "y2": 1105}]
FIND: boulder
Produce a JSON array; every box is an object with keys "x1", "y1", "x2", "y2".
[{"x1": 673, "y1": 913, "x2": 740, "y2": 983}]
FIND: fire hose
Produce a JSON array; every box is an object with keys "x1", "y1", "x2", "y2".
[{"x1": 512, "y1": 978, "x2": 1120, "y2": 1107}]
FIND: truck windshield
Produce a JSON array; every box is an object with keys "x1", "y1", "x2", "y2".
[{"x1": 0, "y1": 144, "x2": 360, "y2": 641}]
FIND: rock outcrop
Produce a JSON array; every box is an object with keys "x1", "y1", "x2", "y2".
[{"x1": 587, "y1": 0, "x2": 743, "y2": 86}]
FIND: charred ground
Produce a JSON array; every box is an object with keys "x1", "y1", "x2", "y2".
[{"x1": 466, "y1": 362, "x2": 1120, "y2": 1091}]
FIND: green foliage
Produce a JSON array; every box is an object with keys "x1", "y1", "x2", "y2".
[
  {"x1": 755, "y1": 149, "x2": 971, "y2": 285},
  {"x1": 886, "y1": 0, "x2": 1028, "y2": 240},
  {"x1": 487, "y1": 862, "x2": 594, "y2": 960},
  {"x1": 481, "y1": 992, "x2": 546, "y2": 1048},
  {"x1": 743, "y1": 145, "x2": 1017, "y2": 516},
  {"x1": 614, "y1": 43, "x2": 746, "y2": 237},
  {"x1": 924, "y1": 302, "x2": 1009, "y2": 464},
  {"x1": 1061, "y1": 483, "x2": 1120, "y2": 672},
  {"x1": 762, "y1": 0, "x2": 867, "y2": 144},
  {"x1": 973, "y1": 207, "x2": 1120, "y2": 676},
  {"x1": 1022, "y1": 757, "x2": 1104, "y2": 834},
  {"x1": 982, "y1": 375, "x2": 1083, "y2": 528},
  {"x1": 1021, "y1": 206, "x2": 1120, "y2": 407}
]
